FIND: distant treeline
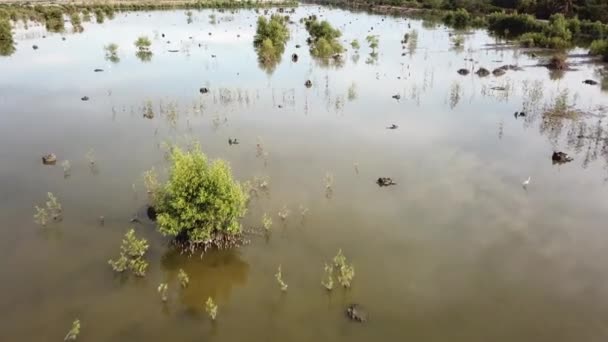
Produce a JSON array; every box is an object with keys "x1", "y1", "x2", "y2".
[{"x1": 304, "y1": 0, "x2": 608, "y2": 23}]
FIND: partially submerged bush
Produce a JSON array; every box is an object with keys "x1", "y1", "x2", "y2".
[
  {"x1": 43, "y1": 7, "x2": 64, "y2": 32},
  {"x1": 154, "y1": 146, "x2": 248, "y2": 252},
  {"x1": 104, "y1": 43, "x2": 119, "y2": 63},
  {"x1": 589, "y1": 39, "x2": 608, "y2": 61},
  {"x1": 547, "y1": 53, "x2": 569, "y2": 70},
  {"x1": 443, "y1": 8, "x2": 471, "y2": 29},
  {"x1": 254, "y1": 14, "x2": 289, "y2": 69},
  {"x1": 0, "y1": 18, "x2": 15, "y2": 56},
  {"x1": 134, "y1": 36, "x2": 151, "y2": 51},
  {"x1": 304, "y1": 18, "x2": 343, "y2": 58}
]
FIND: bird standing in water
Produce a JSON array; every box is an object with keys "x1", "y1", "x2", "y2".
[{"x1": 522, "y1": 176, "x2": 531, "y2": 189}]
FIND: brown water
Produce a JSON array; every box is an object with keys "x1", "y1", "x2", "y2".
[{"x1": 2, "y1": 5, "x2": 608, "y2": 342}]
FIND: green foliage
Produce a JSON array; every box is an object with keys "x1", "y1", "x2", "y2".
[
  {"x1": 70, "y1": 12, "x2": 83, "y2": 32},
  {"x1": 155, "y1": 146, "x2": 248, "y2": 248},
  {"x1": 143, "y1": 167, "x2": 161, "y2": 205},
  {"x1": 104, "y1": 43, "x2": 119, "y2": 63},
  {"x1": 135, "y1": 36, "x2": 152, "y2": 51},
  {"x1": 366, "y1": 35, "x2": 379, "y2": 51},
  {"x1": 351, "y1": 39, "x2": 360, "y2": 49},
  {"x1": 589, "y1": 39, "x2": 608, "y2": 61},
  {"x1": 108, "y1": 229, "x2": 149, "y2": 277},
  {"x1": 333, "y1": 249, "x2": 355, "y2": 288},
  {"x1": 205, "y1": 297, "x2": 218, "y2": 320},
  {"x1": 487, "y1": 12, "x2": 541, "y2": 36},
  {"x1": 94, "y1": 8, "x2": 104, "y2": 24},
  {"x1": 178, "y1": 269, "x2": 190, "y2": 287},
  {"x1": 34, "y1": 192, "x2": 62, "y2": 225},
  {"x1": 254, "y1": 14, "x2": 289, "y2": 70},
  {"x1": 305, "y1": 18, "x2": 344, "y2": 58},
  {"x1": 443, "y1": 8, "x2": 471, "y2": 29},
  {"x1": 34, "y1": 206, "x2": 49, "y2": 226},
  {"x1": 64, "y1": 319, "x2": 80, "y2": 341}
]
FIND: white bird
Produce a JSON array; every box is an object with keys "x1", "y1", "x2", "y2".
[{"x1": 522, "y1": 176, "x2": 531, "y2": 189}]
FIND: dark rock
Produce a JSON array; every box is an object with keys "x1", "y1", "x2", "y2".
[
  {"x1": 229, "y1": 138, "x2": 239, "y2": 145},
  {"x1": 161, "y1": 33, "x2": 165, "y2": 38},
  {"x1": 295, "y1": 44, "x2": 301, "y2": 48},
  {"x1": 211, "y1": 54, "x2": 216, "y2": 58},
  {"x1": 81, "y1": 96, "x2": 89, "y2": 101},
  {"x1": 291, "y1": 53, "x2": 298, "y2": 62},
  {"x1": 392, "y1": 94, "x2": 401, "y2": 100},
  {"x1": 476, "y1": 68, "x2": 490, "y2": 77},
  {"x1": 94, "y1": 69, "x2": 104, "y2": 72},
  {"x1": 552, "y1": 151, "x2": 573, "y2": 164},
  {"x1": 32, "y1": 45, "x2": 38, "y2": 50},
  {"x1": 457, "y1": 68, "x2": 470, "y2": 75},
  {"x1": 199, "y1": 87, "x2": 209, "y2": 94},
  {"x1": 62, "y1": 37, "x2": 66, "y2": 41},
  {"x1": 492, "y1": 68, "x2": 506, "y2": 76},
  {"x1": 305, "y1": 80, "x2": 312, "y2": 88},
  {"x1": 146, "y1": 206, "x2": 157, "y2": 221},
  {"x1": 518, "y1": 111, "x2": 526, "y2": 117},
  {"x1": 346, "y1": 304, "x2": 367, "y2": 322},
  {"x1": 377, "y1": 177, "x2": 396, "y2": 186},
  {"x1": 42, "y1": 153, "x2": 57, "y2": 165},
  {"x1": 583, "y1": 79, "x2": 598, "y2": 85},
  {"x1": 387, "y1": 124, "x2": 398, "y2": 129},
  {"x1": 278, "y1": 105, "x2": 283, "y2": 108},
  {"x1": 168, "y1": 49, "x2": 179, "y2": 52}
]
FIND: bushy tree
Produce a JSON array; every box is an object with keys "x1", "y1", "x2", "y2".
[
  {"x1": 305, "y1": 18, "x2": 343, "y2": 58},
  {"x1": 155, "y1": 146, "x2": 248, "y2": 250}
]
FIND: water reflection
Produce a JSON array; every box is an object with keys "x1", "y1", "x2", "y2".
[
  {"x1": 136, "y1": 50, "x2": 153, "y2": 62},
  {"x1": 161, "y1": 249, "x2": 249, "y2": 309}
]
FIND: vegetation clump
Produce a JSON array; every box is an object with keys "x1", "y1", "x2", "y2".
[
  {"x1": 178, "y1": 268, "x2": 190, "y2": 287},
  {"x1": 152, "y1": 146, "x2": 248, "y2": 253},
  {"x1": 304, "y1": 17, "x2": 344, "y2": 58},
  {"x1": 64, "y1": 319, "x2": 80, "y2": 341},
  {"x1": 0, "y1": 17, "x2": 15, "y2": 56},
  {"x1": 333, "y1": 249, "x2": 355, "y2": 288},
  {"x1": 205, "y1": 297, "x2": 218, "y2": 320},
  {"x1": 104, "y1": 43, "x2": 119, "y2": 63},
  {"x1": 275, "y1": 264, "x2": 288, "y2": 291},
  {"x1": 108, "y1": 229, "x2": 149, "y2": 277},
  {"x1": 34, "y1": 192, "x2": 62, "y2": 226},
  {"x1": 589, "y1": 39, "x2": 608, "y2": 61},
  {"x1": 43, "y1": 7, "x2": 64, "y2": 32},
  {"x1": 70, "y1": 12, "x2": 83, "y2": 32},
  {"x1": 547, "y1": 53, "x2": 569, "y2": 70},
  {"x1": 134, "y1": 36, "x2": 152, "y2": 61},
  {"x1": 253, "y1": 14, "x2": 290, "y2": 70},
  {"x1": 157, "y1": 283, "x2": 168, "y2": 302},
  {"x1": 321, "y1": 263, "x2": 334, "y2": 290}
]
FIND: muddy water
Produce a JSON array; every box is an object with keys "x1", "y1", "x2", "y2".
[{"x1": 1, "y1": 5, "x2": 608, "y2": 342}]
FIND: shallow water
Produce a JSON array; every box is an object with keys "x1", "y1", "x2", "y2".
[{"x1": 2, "y1": 5, "x2": 608, "y2": 342}]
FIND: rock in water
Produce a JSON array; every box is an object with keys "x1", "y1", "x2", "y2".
[
  {"x1": 583, "y1": 79, "x2": 598, "y2": 85},
  {"x1": 305, "y1": 80, "x2": 312, "y2": 88},
  {"x1": 457, "y1": 68, "x2": 469, "y2": 75},
  {"x1": 346, "y1": 304, "x2": 367, "y2": 322},
  {"x1": 94, "y1": 69, "x2": 104, "y2": 72},
  {"x1": 81, "y1": 96, "x2": 90, "y2": 101},
  {"x1": 552, "y1": 151, "x2": 573, "y2": 164},
  {"x1": 42, "y1": 153, "x2": 57, "y2": 165},
  {"x1": 476, "y1": 67, "x2": 490, "y2": 77},
  {"x1": 392, "y1": 94, "x2": 401, "y2": 100},
  {"x1": 199, "y1": 87, "x2": 209, "y2": 94},
  {"x1": 291, "y1": 53, "x2": 298, "y2": 62},
  {"x1": 492, "y1": 68, "x2": 506, "y2": 76},
  {"x1": 376, "y1": 177, "x2": 396, "y2": 186}
]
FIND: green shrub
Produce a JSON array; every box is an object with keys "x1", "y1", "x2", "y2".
[
  {"x1": 305, "y1": 18, "x2": 343, "y2": 58},
  {"x1": 487, "y1": 12, "x2": 542, "y2": 36},
  {"x1": 254, "y1": 14, "x2": 289, "y2": 68},
  {"x1": 134, "y1": 36, "x2": 151, "y2": 51},
  {"x1": 443, "y1": 8, "x2": 471, "y2": 29},
  {"x1": 589, "y1": 39, "x2": 608, "y2": 61},
  {"x1": 43, "y1": 7, "x2": 64, "y2": 32},
  {"x1": 108, "y1": 229, "x2": 149, "y2": 277},
  {"x1": 94, "y1": 8, "x2": 104, "y2": 23},
  {"x1": 155, "y1": 146, "x2": 248, "y2": 250}
]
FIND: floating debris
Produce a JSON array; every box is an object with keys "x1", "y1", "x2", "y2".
[
  {"x1": 346, "y1": 304, "x2": 367, "y2": 323},
  {"x1": 583, "y1": 79, "x2": 598, "y2": 85},
  {"x1": 392, "y1": 94, "x2": 401, "y2": 100},
  {"x1": 386, "y1": 124, "x2": 398, "y2": 130},
  {"x1": 94, "y1": 68, "x2": 104, "y2": 72},
  {"x1": 476, "y1": 67, "x2": 490, "y2": 77},
  {"x1": 228, "y1": 138, "x2": 239, "y2": 145},
  {"x1": 81, "y1": 96, "x2": 90, "y2": 101},
  {"x1": 457, "y1": 68, "x2": 469, "y2": 75},
  {"x1": 199, "y1": 87, "x2": 209, "y2": 94}
]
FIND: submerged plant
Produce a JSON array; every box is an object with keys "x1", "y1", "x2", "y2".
[
  {"x1": 108, "y1": 229, "x2": 149, "y2": 277},
  {"x1": 64, "y1": 319, "x2": 80, "y2": 341},
  {"x1": 333, "y1": 249, "x2": 355, "y2": 288},
  {"x1": 104, "y1": 43, "x2": 119, "y2": 63},
  {"x1": 253, "y1": 14, "x2": 290, "y2": 71},
  {"x1": 209, "y1": 13, "x2": 216, "y2": 25},
  {"x1": 157, "y1": 283, "x2": 168, "y2": 302},
  {"x1": 350, "y1": 39, "x2": 360, "y2": 50},
  {"x1": 94, "y1": 8, "x2": 105, "y2": 24},
  {"x1": 34, "y1": 206, "x2": 49, "y2": 226},
  {"x1": 278, "y1": 205, "x2": 290, "y2": 221},
  {"x1": 61, "y1": 160, "x2": 71, "y2": 177},
  {"x1": 366, "y1": 35, "x2": 379, "y2": 52},
  {"x1": 178, "y1": 268, "x2": 190, "y2": 288},
  {"x1": 143, "y1": 167, "x2": 160, "y2": 205},
  {"x1": 205, "y1": 297, "x2": 218, "y2": 320},
  {"x1": 155, "y1": 146, "x2": 248, "y2": 252},
  {"x1": 347, "y1": 83, "x2": 357, "y2": 101},
  {"x1": 46, "y1": 192, "x2": 62, "y2": 221},
  {"x1": 70, "y1": 12, "x2": 83, "y2": 33},
  {"x1": 275, "y1": 264, "x2": 288, "y2": 291},
  {"x1": 321, "y1": 263, "x2": 334, "y2": 290},
  {"x1": 85, "y1": 149, "x2": 96, "y2": 165},
  {"x1": 304, "y1": 18, "x2": 343, "y2": 58},
  {"x1": 262, "y1": 213, "x2": 272, "y2": 231}
]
